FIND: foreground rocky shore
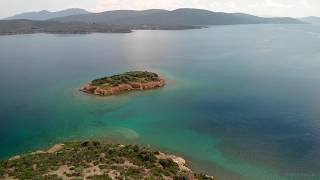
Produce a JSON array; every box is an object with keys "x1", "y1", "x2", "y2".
[
  {"x1": 0, "y1": 141, "x2": 214, "y2": 180},
  {"x1": 81, "y1": 71, "x2": 166, "y2": 96}
]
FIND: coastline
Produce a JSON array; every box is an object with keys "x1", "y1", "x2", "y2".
[
  {"x1": 80, "y1": 77, "x2": 165, "y2": 96},
  {"x1": 80, "y1": 72, "x2": 166, "y2": 96},
  {"x1": 0, "y1": 19, "x2": 205, "y2": 36},
  {"x1": 0, "y1": 141, "x2": 215, "y2": 180}
]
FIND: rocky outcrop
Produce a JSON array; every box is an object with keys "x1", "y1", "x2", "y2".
[{"x1": 80, "y1": 77, "x2": 165, "y2": 96}]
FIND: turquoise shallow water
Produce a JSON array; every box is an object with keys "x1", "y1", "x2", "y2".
[{"x1": 1, "y1": 24, "x2": 320, "y2": 179}]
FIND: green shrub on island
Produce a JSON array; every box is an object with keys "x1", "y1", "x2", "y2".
[
  {"x1": 0, "y1": 141, "x2": 214, "y2": 180},
  {"x1": 91, "y1": 71, "x2": 161, "y2": 87}
]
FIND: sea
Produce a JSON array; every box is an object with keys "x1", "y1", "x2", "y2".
[{"x1": 1, "y1": 24, "x2": 320, "y2": 180}]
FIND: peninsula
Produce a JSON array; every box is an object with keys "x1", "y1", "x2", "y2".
[
  {"x1": 0, "y1": 141, "x2": 214, "y2": 180},
  {"x1": 81, "y1": 71, "x2": 166, "y2": 96},
  {"x1": 0, "y1": 20, "x2": 132, "y2": 35}
]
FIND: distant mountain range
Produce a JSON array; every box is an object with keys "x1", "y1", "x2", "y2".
[
  {"x1": 51, "y1": 8, "x2": 304, "y2": 26},
  {"x1": 0, "y1": 8, "x2": 309, "y2": 35},
  {"x1": 3, "y1": 8, "x2": 305, "y2": 26},
  {"x1": 300, "y1": 16, "x2": 320, "y2": 24},
  {"x1": 4, "y1": 8, "x2": 90, "y2": 21}
]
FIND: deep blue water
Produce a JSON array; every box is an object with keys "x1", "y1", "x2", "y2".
[{"x1": 1, "y1": 24, "x2": 320, "y2": 179}]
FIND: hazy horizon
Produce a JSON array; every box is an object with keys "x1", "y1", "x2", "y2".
[{"x1": 1, "y1": 0, "x2": 320, "y2": 19}]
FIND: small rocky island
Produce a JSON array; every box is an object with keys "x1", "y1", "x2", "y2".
[
  {"x1": 81, "y1": 71, "x2": 166, "y2": 96},
  {"x1": 0, "y1": 141, "x2": 214, "y2": 180}
]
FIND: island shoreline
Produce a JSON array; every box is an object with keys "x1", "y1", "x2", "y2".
[{"x1": 80, "y1": 71, "x2": 166, "y2": 96}]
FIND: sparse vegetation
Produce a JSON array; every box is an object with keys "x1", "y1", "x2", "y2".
[
  {"x1": 91, "y1": 71, "x2": 161, "y2": 87},
  {"x1": 81, "y1": 71, "x2": 165, "y2": 96},
  {"x1": 0, "y1": 141, "x2": 214, "y2": 180}
]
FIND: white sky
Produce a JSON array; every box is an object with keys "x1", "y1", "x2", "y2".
[{"x1": 1, "y1": 0, "x2": 319, "y2": 18}]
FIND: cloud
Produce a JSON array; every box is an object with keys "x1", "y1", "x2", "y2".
[{"x1": 247, "y1": 0, "x2": 317, "y2": 17}]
